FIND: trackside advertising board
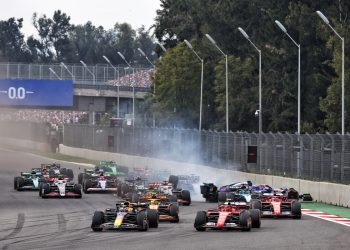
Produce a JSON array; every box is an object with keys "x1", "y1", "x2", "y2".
[{"x1": 0, "y1": 79, "x2": 73, "y2": 107}]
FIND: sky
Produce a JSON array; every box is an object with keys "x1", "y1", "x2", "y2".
[{"x1": 0, "y1": 0, "x2": 161, "y2": 37}]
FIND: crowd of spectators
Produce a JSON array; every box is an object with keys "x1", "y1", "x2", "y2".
[
  {"x1": 0, "y1": 109, "x2": 88, "y2": 128},
  {"x1": 107, "y1": 69, "x2": 153, "y2": 88}
]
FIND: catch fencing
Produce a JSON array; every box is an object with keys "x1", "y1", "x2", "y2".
[
  {"x1": 63, "y1": 124, "x2": 350, "y2": 184},
  {"x1": 0, "y1": 62, "x2": 152, "y2": 85}
]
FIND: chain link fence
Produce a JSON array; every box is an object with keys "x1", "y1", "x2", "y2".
[{"x1": 63, "y1": 124, "x2": 350, "y2": 184}]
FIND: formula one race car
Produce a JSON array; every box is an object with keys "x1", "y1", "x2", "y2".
[
  {"x1": 83, "y1": 172, "x2": 118, "y2": 193},
  {"x1": 39, "y1": 176, "x2": 82, "y2": 198},
  {"x1": 14, "y1": 168, "x2": 43, "y2": 191},
  {"x1": 78, "y1": 161, "x2": 128, "y2": 185},
  {"x1": 251, "y1": 188, "x2": 301, "y2": 219},
  {"x1": 41, "y1": 163, "x2": 74, "y2": 181},
  {"x1": 91, "y1": 201, "x2": 159, "y2": 231},
  {"x1": 194, "y1": 197, "x2": 261, "y2": 231},
  {"x1": 162, "y1": 176, "x2": 191, "y2": 206},
  {"x1": 137, "y1": 190, "x2": 179, "y2": 223},
  {"x1": 200, "y1": 181, "x2": 252, "y2": 202}
]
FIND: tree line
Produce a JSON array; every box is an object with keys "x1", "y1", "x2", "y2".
[
  {"x1": 150, "y1": 0, "x2": 350, "y2": 134},
  {"x1": 0, "y1": 10, "x2": 155, "y2": 65}
]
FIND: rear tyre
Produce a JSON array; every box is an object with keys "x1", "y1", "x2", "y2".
[
  {"x1": 169, "y1": 203, "x2": 179, "y2": 216},
  {"x1": 169, "y1": 175, "x2": 179, "y2": 189},
  {"x1": 194, "y1": 211, "x2": 207, "y2": 231},
  {"x1": 147, "y1": 209, "x2": 159, "y2": 228},
  {"x1": 78, "y1": 173, "x2": 84, "y2": 185},
  {"x1": 181, "y1": 190, "x2": 191, "y2": 205},
  {"x1": 15, "y1": 177, "x2": 24, "y2": 191},
  {"x1": 291, "y1": 201, "x2": 302, "y2": 219},
  {"x1": 251, "y1": 200, "x2": 262, "y2": 210},
  {"x1": 137, "y1": 211, "x2": 149, "y2": 231},
  {"x1": 83, "y1": 180, "x2": 91, "y2": 194},
  {"x1": 239, "y1": 210, "x2": 252, "y2": 231},
  {"x1": 91, "y1": 211, "x2": 104, "y2": 231},
  {"x1": 74, "y1": 184, "x2": 82, "y2": 198},
  {"x1": 14, "y1": 177, "x2": 19, "y2": 190},
  {"x1": 41, "y1": 183, "x2": 51, "y2": 199},
  {"x1": 168, "y1": 194, "x2": 177, "y2": 202},
  {"x1": 249, "y1": 209, "x2": 261, "y2": 228},
  {"x1": 218, "y1": 192, "x2": 227, "y2": 203},
  {"x1": 66, "y1": 169, "x2": 74, "y2": 180}
]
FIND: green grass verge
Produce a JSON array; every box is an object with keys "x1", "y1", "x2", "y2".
[{"x1": 302, "y1": 202, "x2": 350, "y2": 219}]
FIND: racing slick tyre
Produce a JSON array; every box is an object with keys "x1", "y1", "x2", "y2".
[
  {"x1": 239, "y1": 210, "x2": 252, "y2": 231},
  {"x1": 218, "y1": 192, "x2": 227, "y2": 203},
  {"x1": 78, "y1": 173, "x2": 84, "y2": 185},
  {"x1": 147, "y1": 209, "x2": 159, "y2": 228},
  {"x1": 66, "y1": 169, "x2": 74, "y2": 180},
  {"x1": 251, "y1": 200, "x2": 262, "y2": 211},
  {"x1": 74, "y1": 184, "x2": 82, "y2": 198},
  {"x1": 14, "y1": 177, "x2": 20, "y2": 190},
  {"x1": 117, "y1": 183, "x2": 122, "y2": 197},
  {"x1": 194, "y1": 211, "x2": 207, "y2": 231},
  {"x1": 168, "y1": 194, "x2": 177, "y2": 202},
  {"x1": 91, "y1": 211, "x2": 104, "y2": 231},
  {"x1": 41, "y1": 183, "x2": 51, "y2": 199},
  {"x1": 169, "y1": 175, "x2": 179, "y2": 189},
  {"x1": 132, "y1": 193, "x2": 140, "y2": 203},
  {"x1": 83, "y1": 180, "x2": 91, "y2": 194},
  {"x1": 291, "y1": 200, "x2": 302, "y2": 219},
  {"x1": 15, "y1": 177, "x2": 24, "y2": 191},
  {"x1": 249, "y1": 209, "x2": 261, "y2": 228},
  {"x1": 49, "y1": 170, "x2": 55, "y2": 178},
  {"x1": 137, "y1": 211, "x2": 149, "y2": 231},
  {"x1": 39, "y1": 183, "x2": 43, "y2": 197},
  {"x1": 169, "y1": 203, "x2": 179, "y2": 223},
  {"x1": 181, "y1": 190, "x2": 191, "y2": 205},
  {"x1": 120, "y1": 183, "x2": 129, "y2": 197}
]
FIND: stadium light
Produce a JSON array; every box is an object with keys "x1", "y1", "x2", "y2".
[
  {"x1": 117, "y1": 52, "x2": 135, "y2": 126},
  {"x1": 80, "y1": 60, "x2": 96, "y2": 84},
  {"x1": 155, "y1": 41, "x2": 167, "y2": 52},
  {"x1": 137, "y1": 48, "x2": 155, "y2": 67},
  {"x1": 316, "y1": 10, "x2": 345, "y2": 135},
  {"x1": 205, "y1": 33, "x2": 229, "y2": 133},
  {"x1": 237, "y1": 27, "x2": 262, "y2": 172},
  {"x1": 60, "y1": 62, "x2": 74, "y2": 78},
  {"x1": 275, "y1": 20, "x2": 301, "y2": 135},
  {"x1": 184, "y1": 39, "x2": 204, "y2": 131},
  {"x1": 49, "y1": 67, "x2": 62, "y2": 80}
]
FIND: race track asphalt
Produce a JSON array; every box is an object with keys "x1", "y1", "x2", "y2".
[{"x1": 0, "y1": 147, "x2": 350, "y2": 250}]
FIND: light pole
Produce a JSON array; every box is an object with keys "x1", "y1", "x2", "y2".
[
  {"x1": 49, "y1": 67, "x2": 62, "y2": 80},
  {"x1": 316, "y1": 10, "x2": 345, "y2": 135},
  {"x1": 117, "y1": 52, "x2": 135, "y2": 126},
  {"x1": 137, "y1": 48, "x2": 156, "y2": 127},
  {"x1": 238, "y1": 27, "x2": 262, "y2": 171},
  {"x1": 205, "y1": 34, "x2": 229, "y2": 133},
  {"x1": 103, "y1": 55, "x2": 120, "y2": 118},
  {"x1": 80, "y1": 60, "x2": 96, "y2": 84},
  {"x1": 275, "y1": 20, "x2": 301, "y2": 135},
  {"x1": 60, "y1": 62, "x2": 74, "y2": 80},
  {"x1": 275, "y1": 20, "x2": 303, "y2": 178},
  {"x1": 156, "y1": 41, "x2": 167, "y2": 52},
  {"x1": 184, "y1": 39, "x2": 204, "y2": 131}
]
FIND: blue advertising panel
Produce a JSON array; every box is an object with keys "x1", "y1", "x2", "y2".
[{"x1": 0, "y1": 79, "x2": 73, "y2": 107}]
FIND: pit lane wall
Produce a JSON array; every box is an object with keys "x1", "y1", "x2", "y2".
[{"x1": 59, "y1": 144, "x2": 350, "y2": 208}]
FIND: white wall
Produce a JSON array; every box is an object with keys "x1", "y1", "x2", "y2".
[{"x1": 60, "y1": 144, "x2": 350, "y2": 207}]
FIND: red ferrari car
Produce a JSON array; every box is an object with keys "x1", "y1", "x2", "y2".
[
  {"x1": 194, "y1": 201, "x2": 261, "y2": 231},
  {"x1": 251, "y1": 189, "x2": 301, "y2": 219}
]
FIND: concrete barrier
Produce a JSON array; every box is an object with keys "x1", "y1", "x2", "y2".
[{"x1": 8, "y1": 143, "x2": 337, "y2": 207}]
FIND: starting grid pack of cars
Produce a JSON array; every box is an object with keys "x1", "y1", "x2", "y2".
[{"x1": 13, "y1": 161, "x2": 312, "y2": 232}]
